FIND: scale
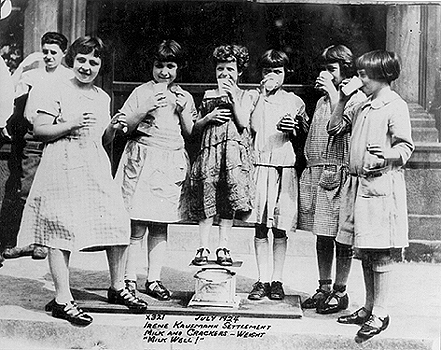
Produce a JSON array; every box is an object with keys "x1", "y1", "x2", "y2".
[{"x1": 188, "y1": 260, "x2": 243, "y2": 308}]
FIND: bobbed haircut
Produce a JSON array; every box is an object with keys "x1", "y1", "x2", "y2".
[
  {"x1": 355, "y1": 50, "x2": 401, "y2": 84},
  {"x1": 153, "y1": 40, "x2": 184, "y2": 66},
  {"x1": 65, "y1": 36, "x2": 105, "y2": 68},
  {"x1": 320, "y1": 44, "x2": 355, "y2": 78},
  {"x1": 212, "y1": 45, "x2": 249, "y2": 72},
  {"x1": 41, "y1": 32, "x2": 68, "y2": 52},
  {"x1": 258, "y1": 49, "x2": 289, "y2": 69}
]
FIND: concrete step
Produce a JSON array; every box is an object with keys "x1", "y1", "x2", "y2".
[
  {"x1": 411, "y1": 118, "x2": 437, "y2": 128},
  {"x1": 411, "y1": 127, "x2": 439, "y2": 142},
  {"x1": 0, "y1": 228, "x2": 439, "y2": 350},
  {"x1": 0, "y1": 311, "x2": 436, "y2": 350}
]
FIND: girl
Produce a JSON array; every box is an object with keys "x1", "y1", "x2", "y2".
[
  {"x1": 18, "y1": 36, "x2": 147, "y2": 326},
  {"x1": 328, "y1": 50, "x2": 414, "y2": 342},
  {"x1": 248, "y1": 49, "x2": 309, "y2": 301},
  {"x1": 190, "y1": 44, "x2": 255, "y2": 267},
  {"x1": 299, "y1": 45, "x2": 366, "y2": 314},
  {"x1": 116, "y1": 40, "x2": 196, "y2": 301}
]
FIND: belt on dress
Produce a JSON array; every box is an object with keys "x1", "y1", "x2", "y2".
[{"x1": 350, "y1": 167, "x2": 389, "y2": 178}]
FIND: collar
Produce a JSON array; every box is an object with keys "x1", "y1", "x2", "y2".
[{"x1": 361, "y1": 88, "x2": 400, "y2": 110}]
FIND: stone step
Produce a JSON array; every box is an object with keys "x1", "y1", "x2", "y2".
[
  {"x1": 411, "y1": 127, "x2": 439, "y2": 142},
  {"x1": 0, "y1": 314, "x2": 435, "y2": 350},
  {"x1": 411, "y1": 118, "x2": 436, "y2": 128}
]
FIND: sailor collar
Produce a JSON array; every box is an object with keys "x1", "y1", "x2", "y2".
[{"x1": 361, "y1": 89, "x2": 401, "y2": 110}]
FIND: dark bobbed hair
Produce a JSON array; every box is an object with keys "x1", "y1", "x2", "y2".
[
  {"x1": 320, "y1": 44, "x2": 355, "y2": 78},
  {"x1": 65, "y1": 36, "x2": 105, "y2": 68},
  {"x1": 41, "y1": 32, "x2": 68, "y2": 52},
  {"x1": 355, "y1": 50, "x2": 401, "y2": 84},
  {"x1": 153, "y1": 40, "x2": 185, "y2": 66},
  {"x1": 258, "y1": 49, "x2": 289, "y2": 69},
  {"x1": 212, "y1": 45, "x2": 249, "y2": 72}
]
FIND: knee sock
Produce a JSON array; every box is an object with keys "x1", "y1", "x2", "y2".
[
  {"x1": 147, "y1": 231, "x2": 167, "y2": 282},
  {"x1": 124, "y1": 238, "x2": 142, "y2": 283},
  {"x1": 272, "y1": 237, "x2": 287, "y2": 282},
  {"x1": 316, "y1": 236, "x2": 334, "y2": 291},
  {"x1": 334, "y1": 242, "x2": 353, "y2": 295},
  {"x1": 218, "y1": 218, "x2": 233, "y2": 249},
  {"x1": 49, "y1": 248, "x2": 73, "y2": 304},
  {"x1": 107, "y1": 245, "x2": 127, "y2": 291},
  {"x1": 362, "y1": 259, "x2": 375, "y2": 313},
  {"x1": 254, "y1": 237, "x2": 269, "y2": 282},
  {"x1": 198, "y1": 217, "x2": 213, "y2": 249}
]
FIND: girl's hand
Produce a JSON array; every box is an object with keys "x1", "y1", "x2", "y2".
[
  {"x1": 138, "y1": 92, "x2": 168, "y2": 114},
  {"x1": 69, "y1": 112, "x2": 96, "y2": 133},
  {"x1": 110, "y1": 113, "x2": 128, "y2": 133},
  {"x1": 277, "y1": 114, "x2": 297, "y2": 134},
  {"x1": 366, "y1": 143, "x2": 398, "y2": 161},
  {"x1": 220, "y1": 79, "x2": 240, "y2": 101},
  {"x1": 337, "y1": 79, "x2": 356, "y2": 103},
  {"x1": 173, "y1": 89, "x2": 187, "y2": 114},
  {"x1": 206, "y1": 107, "x2": 231, "y2": 125},
  {"x1": 315, "y1": 75, "x2": 337, "y2": 97}
]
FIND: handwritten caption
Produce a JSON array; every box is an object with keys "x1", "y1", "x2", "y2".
[{"x1": 143, "y1": 314, "x2": 271, "y2": 345}]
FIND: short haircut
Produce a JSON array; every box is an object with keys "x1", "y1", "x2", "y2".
[
  {"x1": 153, "y1": 40, "x2": 184, "y2": 66},
  {"x1": 258, "y1": 49, "x2": 289, "y2": 69},
  {"x1": 212, "y1": 45, "x2": 249, "y2": 72},
  {"x1": 320, "y1": 44, "x2": 355, "y2": 78},
  {"x1": 65, "y1": 36, "x2": 105, "y2": 68},
  {"x1": 355, "y1": 50, "x2": 401, "y2": 84},
  {"x1": 41, "y1": 32, "x2": 68, "y2": 52}
]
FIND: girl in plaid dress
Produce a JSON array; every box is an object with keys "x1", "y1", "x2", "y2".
[
  {"x1": 18, "y1": 37, "x2": 147, "y2": 326},
  {"x1": 299, "y1": 45, "x2": 366, "y2": 314},
  {"x1": 115, "y1": 40, "x2": 196, "y2": 301}
]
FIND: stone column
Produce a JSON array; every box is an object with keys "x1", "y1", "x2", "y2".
[
  {"x1": 387, "y1": 5, "x2": 441, "y2": 250},
  {"x1": 59, "y1": 0, "x2": 86, "y2": 44},
  {"x1": 23, "y1": 0, "x2": 59, "y2": 56}
]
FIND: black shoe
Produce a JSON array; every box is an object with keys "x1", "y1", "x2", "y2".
[
  {"x1": 145, "y1": 280, "x2": 171, "y2": 301},
  {"x1": 269, "y1": 281, "x2": 285, "y2": 300},
  {"x1": 3, "y1": 244, "x2": 48, "y2": 260},
  {"x1": 317, "y1": 290, "x2": 349, "y2": 314},
  {"x1": 301, "y1": 288, "x2": 331, "y2": 309},
  {"x1": 355, "y1": 314, "x2": 390, "y2": 343},
  {"x1": 51, "y1": 299, "x2": 93, "y2": 326},
  {"x1": 337, "y1": 307, "x2": 371, "y2": 325},
  {"x1": 108, "y1": 287, "x2": 148, "y2": 312},
  {"x1": 216, "y1": 247, "x2": 233, "y2": 266},
  {"x1": 248, "y1": 281, "x2": 270, "y2": 300},
  {"x1": 192, "y1": 247, "x2": 209, "y2": 266},
  {"x1": 124, "y1": 279, "x2": 137, "y2": 296}
]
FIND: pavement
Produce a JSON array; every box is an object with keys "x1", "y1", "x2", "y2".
[{"x1": 0, "y1": 226, "x2": 439, "y2": 350}]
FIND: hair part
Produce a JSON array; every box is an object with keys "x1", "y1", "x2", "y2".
[
  {"x1": 65, "y1": 36, "x2": 105, "y2": 68},
  {"x1": 154, "y1": 40, "x2": 184, "y2": 65},
  {"x1": 212, "y1": 45, "x2": 249, "y2": 72},
  {"x1": 41, "y1": 32, "x2": 68, "y2": 52},
  {"x1": 320, "y1": 44, "x2": 355, "y2": 78},
  {"x1": 355, "y1": 50, "x2": 401, "y2": 84},
  {"x1": 258, "y1": 49, "x2": 289, "y2": 69}
]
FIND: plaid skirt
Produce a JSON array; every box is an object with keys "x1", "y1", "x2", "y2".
[
  {"x1": 298, "y1": 164, "x2": 347, "y2": 237},
  {"x1": 18, "y1": 138, "x2": 131, "y2": 252}
]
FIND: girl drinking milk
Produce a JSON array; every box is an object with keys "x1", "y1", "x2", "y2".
[
  {"x1": 190, "y1": 44, "x2": 255, "y2": 267},
  {"x1": 116, "y1": 40, "x2": 196, "y2": 301}
]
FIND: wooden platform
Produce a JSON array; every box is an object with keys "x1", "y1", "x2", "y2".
[{"x1": 78, "y1": 288, "x2": 303, "y2": 319}]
